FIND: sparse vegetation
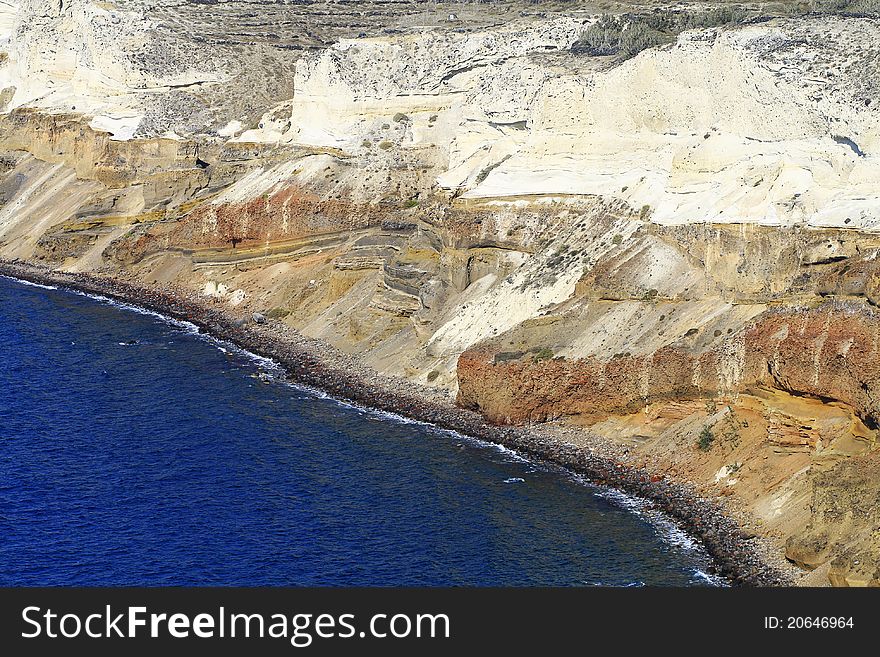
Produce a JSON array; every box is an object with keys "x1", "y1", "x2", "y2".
[
  {"x1": 378, "y1": 141, "x2": 393, "y2": 150},
  {"x1": 612, "y1": 233, "x2": 623, "y2": 245},
  {"x1": 573, "y1": 2, "x2": 880, "y2": 61},
  {"x1": 719, "y1": 408, "x2": 745, "y2": 449},
  {"x1": 426, "y1": 370, "x2": 440, "y2": 382},
  {"x1": 533, "y1": 347, "x2": 555, "y2": 362},
  {"x1": 403, "y1": 198, "x2": 419, "y2": 208},
  {"x1": 266, "y1": 307, "x2": 291, "y2": 320},
  {"x1": 698, "y1": 425, "x2": 715, "y2": 451},
  {"x1": 572, "y1": 8, "x2": 750, "y2": 60},
  {"x1": 494, "y1": 351, "x2": 525, "y2": 364},
  {"x1": 804, "y1": 0, "x2": 880, "y2": 17}
]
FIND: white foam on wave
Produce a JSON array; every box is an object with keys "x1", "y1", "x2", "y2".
[
  {"x1": 51, "y1": 283, "x2": 285, "y2": 378},
  {"x1": 580, "y1": 579, "x2": 646, "y2": 587},
  {"x1": 0, "y1": 274, "x2": 58, "y2": 290},
  {"x1": 274, "y1": 375, "x2": 537, "y2": 470},
  {"x1": 594, "y1": 486, "x2": 695, "y2": 548},
  {"x1": 592, "y1": 485, "x2": 729, "y2": 587},
  {"x1": 207, "y1": 337, "x2": 283, "y2": 377},
  {"x1": 691, "y1": 569, "x2": 724, "y2": 586},
  {"x1": 66, "y1": 287, "x2": 202, "y2": 334}
]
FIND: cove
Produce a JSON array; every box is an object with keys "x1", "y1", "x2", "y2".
[{"x1": 0, "y1": 276, "x2": 721, "y2": 586}]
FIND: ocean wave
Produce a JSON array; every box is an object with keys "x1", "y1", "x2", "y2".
[
  {"x1": 582, "y1": 579, "x2": 646, "y2": 587},
  {"x1": 51, "y1": 282, "x2": 285, "y2": 378},
  {"x1": 691, "y1": 569, "x2": 726, "y2": 586},
  {"x1": 592, "y1": 486, "x2": 728, "y2": 586},
  {"x1": 66, "y1": 288, "x2": 202, "y2": 334},
  {"x1": 0, "y1": 274, "x2": 57, "y2": 290}
]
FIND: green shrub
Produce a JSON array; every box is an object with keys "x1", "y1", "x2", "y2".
[
  {"x1": 266, "y1": 307, "x2": 291, "y2": 319},
  {"x1": 378, "y1": 141, "x2": 393, "y2": 150},
  {"x1": 403, "y1": 199, "x2": 419, "y2": 208},
  {"x1": 426, "y1": 370, "x2": 440, "y2": 382},
  {"x1": 533, "y1": 347, "x2": 554, "y2": 362},
  {"x1": 619, "y1": 22, "x2": 671, "y2": 58},
  {"x1": 720, "y1": 409, "x2": 744, "y2": 448},
  {"x1": 572, "y1": 14, "x2": 623, "y2": 56},
  {"x1": 698, "y1": 425, "x2": 715, "y2": 451},
  {"x1": 572, "y1": 7, "x2": 751, "y2": 61},
  {"x1": 393, "y1": 112, "x2": 410, "y2": 123}
]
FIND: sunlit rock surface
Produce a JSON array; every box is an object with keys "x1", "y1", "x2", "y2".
[{"x1": 1, "y1": 0, "x2": 880, "y2": 586}]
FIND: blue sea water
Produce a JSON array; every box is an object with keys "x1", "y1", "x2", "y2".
[{"x1": 0, "y1": 275, "x2": 721, "y2": 586}]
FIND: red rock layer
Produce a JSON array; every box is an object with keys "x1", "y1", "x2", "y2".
[
  {"x1": 179, "y1": 185, "x2": 392, "y2": 249},
  {"x1": 457, "y1": 302, "x2": 880, "y2": 427}
]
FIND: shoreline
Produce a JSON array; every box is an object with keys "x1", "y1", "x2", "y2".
[{"x1": 0, "y1": 259, "x2": 793, "y2": 586}]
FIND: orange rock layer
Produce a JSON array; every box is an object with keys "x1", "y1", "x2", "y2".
[{"x1": 457, "y1": 302, "x2": 880, "y2": 427}]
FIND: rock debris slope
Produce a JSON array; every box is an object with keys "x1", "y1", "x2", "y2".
[{"x1": 1, "y1": 0, "x2": 879, "y2": 585}]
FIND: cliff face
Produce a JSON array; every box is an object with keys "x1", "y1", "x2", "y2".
[
  {"x1": 457, "y1": 289, "x2": 880, "y2": 426},
  {"x1": 2, "y1": 1, "x2": 880, "y2": 585}
]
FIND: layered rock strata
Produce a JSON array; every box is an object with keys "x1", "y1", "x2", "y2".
[{"x1": 0, "y1": 1, "x2": 879, "y2": 585}]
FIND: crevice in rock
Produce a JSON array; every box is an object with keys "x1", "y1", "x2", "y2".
[{"x1": 832, "y1": 134, "x2": 865, "y2": 157}]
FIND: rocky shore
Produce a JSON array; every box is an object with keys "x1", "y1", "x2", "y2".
[{"x1": 0, "y1": 259, "x2": 794, "y2": 586}]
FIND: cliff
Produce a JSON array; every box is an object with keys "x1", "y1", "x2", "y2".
[{"x1": 1, "y1": 0, "x2": 880, "y2": 585}]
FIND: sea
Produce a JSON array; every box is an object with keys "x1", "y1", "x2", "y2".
[{"x1": 0, "y1": 275, "x2": 723, "y2": 586}]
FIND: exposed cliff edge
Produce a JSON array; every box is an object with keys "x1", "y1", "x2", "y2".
[{"x1": 1, "y1": 0, "x2": 879, "y2": 585}]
